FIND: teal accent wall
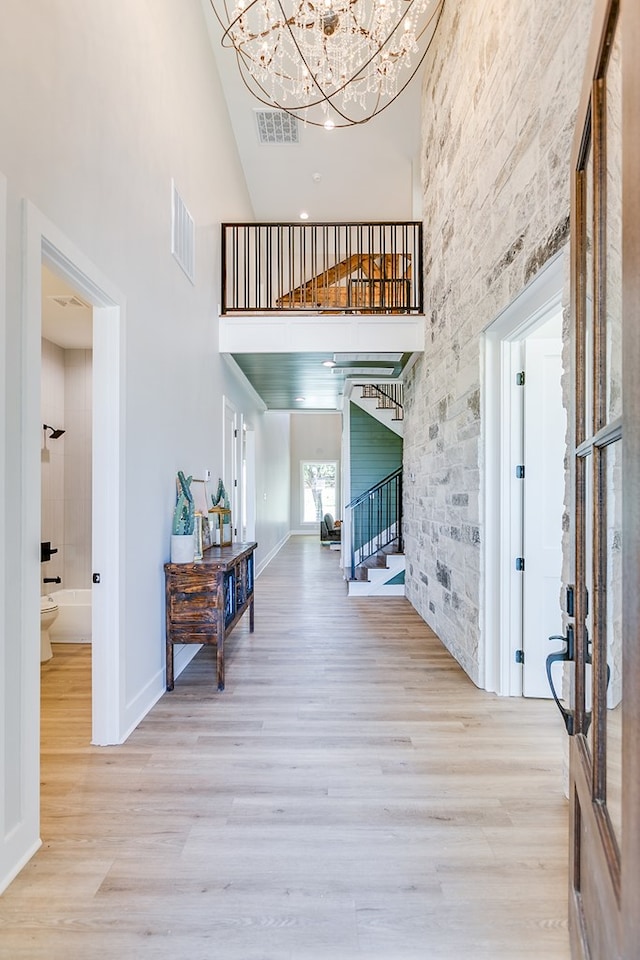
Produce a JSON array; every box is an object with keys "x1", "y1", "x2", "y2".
[{"x1": 350, "y1": 403, "x2": 403, "y2": 499}]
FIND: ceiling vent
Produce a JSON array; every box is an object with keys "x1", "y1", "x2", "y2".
[
  {"x1": 171, "y1": 180, "x2": 195, "y2": 284},
  {"x1": 255, "y1": 110, "x2": 300, "y2": 145},
  {"x1": 48, "y1": 295, "x2": 88, "y2": 309}
]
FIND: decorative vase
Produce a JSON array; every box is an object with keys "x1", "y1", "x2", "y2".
[{"x1": 170, "y1": 533, "x2": 194, "y2": 564}]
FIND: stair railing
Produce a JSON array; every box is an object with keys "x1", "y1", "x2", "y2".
[
  {"x1": 346, "y1": 468, "x2": 403, "y2": 580},
  {"x1": 360, "y1": 383, "x2": 404, "y2": 420},
  {"x1": 221, "y1": 222, "x2": 423, "y2": 314}
]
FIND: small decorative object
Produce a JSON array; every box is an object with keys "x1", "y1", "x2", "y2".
[
  {"x1": 209, "y1": 505, "x2": 232, "y2": 546},
  {"x1": 209, "y1": 477, "x2": 232, "y2": 546},
  {"x1": 202, "y1": 514, "x2": 212, "y2": 551},
  {"x1": 170, "y1": 470, "x2": 195, "y2": 563},
  {"x1": 211, "y1": 478, "x2": 230, "y2": 510},
  {"x1": 194, "y1": 514, "x2": 204, "y2": 561}
]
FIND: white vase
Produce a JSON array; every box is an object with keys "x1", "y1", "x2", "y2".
[{"x1": 170, "y1": 533, "x2": 194, "y2": 563}]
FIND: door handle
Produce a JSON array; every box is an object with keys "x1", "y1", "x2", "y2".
[
  {"x1": 546, "y1": 626, "x2": 611, "y2": 737},
  {"x1": 546, "y1": 627, "x2": 575, "y2": 735}
]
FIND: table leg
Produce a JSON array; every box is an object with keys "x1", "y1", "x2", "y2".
[
  {"x1": 217, "y1": 611, "x2": 225, "y2": 691},
  {"x1": 166, "y1": 638, "x2": 174, "y2": 691}
]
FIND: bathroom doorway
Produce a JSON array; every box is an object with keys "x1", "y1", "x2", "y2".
[
  {"x1": 40, "y1": 263, "x2": 94, "y2": 689},
  {"x1": 24, "y1": 204, "x2": 122, "y2": 756}
]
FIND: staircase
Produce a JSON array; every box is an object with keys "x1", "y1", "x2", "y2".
[
  {"x1": 346, "y1": 468, "x2": 405, "y2": 597},
  {"x1": 347, "y1": 549, "x2": 406, "y2": 597},
  {"x1": 275, "y1": 253, "x2": 413, "y2": 312},
  {"x1": 350, "y1": 383, "x2": 403, "y2": 436}
]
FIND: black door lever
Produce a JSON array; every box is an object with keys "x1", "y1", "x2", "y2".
[{"x1": 546, "y1": 627, "x2": 576, "y2": 735}]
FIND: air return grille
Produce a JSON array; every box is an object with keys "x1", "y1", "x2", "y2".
[
  {"x1": 171, "y1": 180, "x2": 195, "y2": 284},
  {"x1": 255, "y1": 110, "x2": 300, "y2": 144}
]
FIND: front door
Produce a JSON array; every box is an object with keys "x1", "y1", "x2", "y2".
[{"x1": 568, "y1": 1, "x2": 640, "y2": 957}]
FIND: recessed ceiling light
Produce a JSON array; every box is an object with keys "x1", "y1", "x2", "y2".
[
  {"x1": 312, "y1": 172, "x2": 322, "y2": 183},
  {"x1": 295, "y1": 396, "x2": 306, "y2": 402},
  {"x1": 322, "y1": 359, "x2": 336, "y2": 367},
  {"x1": 299, "y1": 211, "x2": 309, "y2": 220}
]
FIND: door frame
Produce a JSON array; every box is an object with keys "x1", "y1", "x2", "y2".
[
  {"x1": 222, "y1": 396, "x2": 239, "y2": 539},
  {"x1": 482, "y1": 251, "x2": 565, "y2": 695},
  {"x1": 623, "y1": 0, "x2": 640, "y2": 952},
  {"x1": 24, "y1": 202, "x2": 124, "y2": 746},
  {"x1": 567, "y1": 0, "x2": 639, "y2": 955}
]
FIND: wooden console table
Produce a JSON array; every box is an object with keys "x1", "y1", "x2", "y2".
[{"x1": 164, "y1": 541, "x2": 257, "y2": 692}]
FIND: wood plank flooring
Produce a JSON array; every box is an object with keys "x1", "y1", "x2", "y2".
[{"x1": 0, "y1": 536, "x2": 570, "y2": 959}]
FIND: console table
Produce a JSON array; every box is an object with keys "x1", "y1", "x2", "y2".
[{"x1": 164, "y1": 541, "x2": 256, "y2": 692}]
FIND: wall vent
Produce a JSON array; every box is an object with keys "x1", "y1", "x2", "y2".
[
  {"x1": 171, "y1": 180, "x2": 195, "y2": 284},
  {"x1": 48, "y1": 295, "x2": 88, "y2": 308},
  {"x1": 255, "y1": 110, "x2": 300, "y2": 144}
]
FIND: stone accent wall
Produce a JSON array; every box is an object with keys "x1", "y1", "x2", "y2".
[{"x1": 404, "y1": 0, "x2": 594, "y2": 685}]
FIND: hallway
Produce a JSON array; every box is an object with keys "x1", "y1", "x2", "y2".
[{"x1": 2, "y1": 536, "x2": 569, "y2": 959}]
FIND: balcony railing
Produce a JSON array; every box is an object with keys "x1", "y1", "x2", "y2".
[{"x1": 222, "y1": 222, "x2": 423, "y2": 315}]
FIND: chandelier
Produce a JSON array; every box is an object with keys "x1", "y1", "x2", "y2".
[{"x1": 208, "y1": 0, "x2": 444, "y2": 127}]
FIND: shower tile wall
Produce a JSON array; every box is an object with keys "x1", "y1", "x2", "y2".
[{"x1": 41, "y1": 340, "x2": 92, "y2": 592}]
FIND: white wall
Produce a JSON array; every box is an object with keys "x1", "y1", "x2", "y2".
[
  {"x1": 0, "y1": 0, "x2": 292, "y2": 893},
  {"x1": 289, "y1": 413, "x2": 342, "y2": 531},
  {"x1": 255, "y1": 412, "x2": 292, "y2": 569}
]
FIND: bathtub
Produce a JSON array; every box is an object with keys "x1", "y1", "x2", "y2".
[{"x1": 47, "y1": 588, "x2": 92, "y2": 643}]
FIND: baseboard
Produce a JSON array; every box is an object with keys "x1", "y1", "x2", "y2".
[
  {"x1": 256, "y1": 532, "x2": 291, "y2": 578},
  {"x1": 0, "y1": 836, "x2": 41, "y2": 896}
]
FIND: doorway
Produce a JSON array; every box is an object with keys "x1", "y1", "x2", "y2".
[
  {"x1": 25, "y1": 204, "x2": 123, "y2": 748},
  {"x1": 483, "y1": 252, "x2": 567, "y2": 697},
  {"x1": 40, "y1": 264, "x2": 94, "y2": 709}
]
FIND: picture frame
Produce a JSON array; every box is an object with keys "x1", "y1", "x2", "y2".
[
  {"x1": 209, "y1": 505, "x2": 232, "y2": 546},
  {"x1": 191, "y1": 478, "x2": 210, "y2": 517},
  {"x1": 201, "y1": 514, "x2": 212, "y2": 551}
]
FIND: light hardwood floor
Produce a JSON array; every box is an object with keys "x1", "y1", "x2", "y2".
[{"x1": 1, "y1": 536, "x2": 570, "y2": 959}]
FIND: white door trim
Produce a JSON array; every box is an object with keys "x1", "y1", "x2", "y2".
[
  {"x1": 24, "y1": 202, "x2": 124, "y2": 746},
  {"x1": 222, "y1": 396, "x2": 238, "y2": 538},
  {"x1": 482, "y1": 251, "x2": 565, "y2": 695}
]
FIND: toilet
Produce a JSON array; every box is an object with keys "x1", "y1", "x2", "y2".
[{"x1": 40, "y1": 595, "x2": 59, "y2": 662}]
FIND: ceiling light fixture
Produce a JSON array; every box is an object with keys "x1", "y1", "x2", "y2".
[
  {"x1": 322, "y1": 359, "x2": 336, "y2": 367},
  {"x1": 300, "y1": 210, "x2": 310, "y2": 220},
  {"x1": 208, "y1": 0, "x2": 444, "y2": 128}
]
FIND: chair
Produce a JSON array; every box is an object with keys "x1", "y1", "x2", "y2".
[{"x1": 320, "y1": 513, "x2": 341, "y2": 543}]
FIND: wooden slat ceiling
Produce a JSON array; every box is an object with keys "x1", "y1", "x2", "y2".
[{"x1": 231, "y1": 352, "x2": 411, "y2": 410}]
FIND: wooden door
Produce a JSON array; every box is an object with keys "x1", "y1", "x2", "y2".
[{"x1": 568, "y1": 1, "x2": 640, "y2": 957}]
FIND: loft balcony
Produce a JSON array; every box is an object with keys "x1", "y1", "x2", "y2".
[
  {"x1": 219, "y1": 221, "x2": 424, "y2": 410},
  {"x1": 221, "y1": 221, "x2": 423, "y2": 315}
]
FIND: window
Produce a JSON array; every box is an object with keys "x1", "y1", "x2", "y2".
[{"x1": 301, "y1": 461, "x2": 338, "y2": 524}]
